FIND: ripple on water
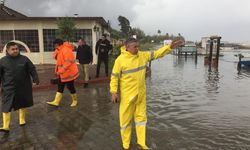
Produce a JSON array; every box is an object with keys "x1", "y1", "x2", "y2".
[{"x1": 145, "y1": 53, "x2": 250, "y2": 149}]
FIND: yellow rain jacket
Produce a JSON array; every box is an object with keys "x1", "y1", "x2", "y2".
[{"x1": 110, "y1": 45, "x2": 172, "y2": 149}]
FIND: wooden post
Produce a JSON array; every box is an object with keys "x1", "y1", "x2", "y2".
[
  {"x1": 237, "y1": 54, "x2": 242, "y2": 71},
  {"x1": 209, "y1": 40, "x2": 213, "y2": 66},
  {"x1": 195, "y1": 51, "x2": 198, "y2": 64},
  {"x1": 215, "y1": 37, "x2": 221, "y2": 67}
]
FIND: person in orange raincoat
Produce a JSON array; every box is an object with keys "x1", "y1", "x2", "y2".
[{"x1": 47, "y1": 39, "x2": 79, "y2": 107}]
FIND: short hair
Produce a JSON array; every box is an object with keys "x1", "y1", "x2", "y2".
[
  {"x1": 102, "y1": 33, "x2": 107, "y2": 38},
  {"x1": 6, "y1": 42, "x2": 17, "y2": 49},
  {"x1": 53, "y1": 39, "x2": 64, "y2": 45},
  {"x1": 79, "y1": 38, "x2": 85, "y2": 41},
  {"x1": 125, "y1": 38, "x2": 137, "y2": 45}
]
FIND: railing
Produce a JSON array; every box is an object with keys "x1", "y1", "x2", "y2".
[{"x1": 178, "y1": 46, "x2": 197, "y2": 54}]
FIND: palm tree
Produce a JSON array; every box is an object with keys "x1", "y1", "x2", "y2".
[{"x1": 157, "y1": 29, "x2": 161, "y2": 36}]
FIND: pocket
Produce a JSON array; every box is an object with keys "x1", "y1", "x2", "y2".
[
  {"x1": 17, "y1": 63, "x2": 25, "y2": 69},
  {"x1": 17, "y1": 63, "x2": 25, "y2": 67},
  {"x1": 16, "y1": 63, "x2": 26, "y2": 72}
]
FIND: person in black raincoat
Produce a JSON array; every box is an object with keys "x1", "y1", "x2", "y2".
[
  {"x1": 0, "y1": 42, "x2": 39, "y2": 133},
  {"x1": 95, "y1": 33, "x2": 113, "y2": 78}
]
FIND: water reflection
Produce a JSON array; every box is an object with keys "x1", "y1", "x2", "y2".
[
  {"x1": 1, "y1": 50, "x2": 250, "y2": 149},
  {"x1": 0, "y1": 126, "x2": 33, "y2": 149},
  {"x1": 237, "y1": 67, "x2": 250, "y2": 78},
  {"x1": 92, "y1": 86, "x2": 112, "y2": 117},
  {"x1": 146, "y1": 51, "x2": 250, "y2": 149},
  {"x1": 53, "y1": 110, "x2": 92, "y2": 150},
  {"x1": 0, "y1": 131, "x2": 10, "y2": 143},
  {"x1": 205, "y1": 67, "x2": 220, "y2": 94},
  {"x1": 173, "y1": 54, "x2": 198, "y2": 68}
]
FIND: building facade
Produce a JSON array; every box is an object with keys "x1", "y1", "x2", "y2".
[{"x1": 0, "y1": 3, "x2": 110, "y2": 64}]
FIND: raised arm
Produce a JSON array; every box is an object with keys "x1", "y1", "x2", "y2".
[{"x1": 144, "y1": 40, "x2": 183, "y2": 62}]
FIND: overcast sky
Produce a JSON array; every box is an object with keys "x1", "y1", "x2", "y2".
[{"x1": 5, "y1": 0, "x2": 250, "y2": 42}]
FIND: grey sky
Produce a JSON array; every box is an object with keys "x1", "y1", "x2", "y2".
[{"x1": 5, "y1": 0, "x2": 250, "y2": 42}]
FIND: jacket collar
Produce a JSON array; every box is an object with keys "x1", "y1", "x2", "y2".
[{"x1": 120, "y1": 46, "x2": 139, "y2": 58}]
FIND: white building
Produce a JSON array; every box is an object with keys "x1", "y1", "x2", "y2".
[
  {"x1": 0, "y1": 3, "x2": 110, "y2": 64},
  {"x1": 201, "y1": 36, "x2": 222, "y2": 54},
  {"x1": 201, "y1": 37, "x2": 210, "y2": 51}
]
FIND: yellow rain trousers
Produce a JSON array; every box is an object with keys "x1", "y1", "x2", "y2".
[{"x1": 110, "y1": 45, "x2": 172, "y2": 149}]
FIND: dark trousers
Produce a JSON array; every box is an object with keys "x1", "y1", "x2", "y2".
[
  {"x1": 57, "y1": 80, "x2": 76, "y2": 94},
  {"x1": 96, "y1": 56, "x2": 108, "y2": 77}
]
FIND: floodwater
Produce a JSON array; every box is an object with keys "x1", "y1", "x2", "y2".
[
  {"x1": 1, "y1": 50, "x2": 250, "y2": 150},
  {"x1": 146, "y1": 49, "x2": 250, "y2": 149}
]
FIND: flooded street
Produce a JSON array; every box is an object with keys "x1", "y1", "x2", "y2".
[
  {"x1": 1, "y1": 50, "x2": 250, "y2": 150},
  {"x1": 146, "y1": 50, "x2": 250, "y2": 149},
  {"x1": 1, "y1": 0, "x2": 250, "y2": 149}
]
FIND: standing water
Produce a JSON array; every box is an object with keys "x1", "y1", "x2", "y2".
[{"x1": 146, "y1": 50, "x2": 250, "y2": 150}]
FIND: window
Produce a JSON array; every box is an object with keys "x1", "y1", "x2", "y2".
[
  {"x1": 0, "y1": 30, "x2": 13, "y2": 52},
  {"x1": 43, "y1": 29, "x2": 57, "y2": 52},
  {"x1": 14, "y1": 30, "x2": 39, "y2": 52},
  {"x1": 74, "y1": 29, "x2": 92, "y2": 47},
  {"x1": 43, "y1": 29, "x2": 93, "y2": 52}
]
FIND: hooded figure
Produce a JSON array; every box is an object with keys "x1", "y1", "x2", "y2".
[
  {"x1": 0, "y1": 42, "x2": 39, "y2": 133},
  {"x1": 110, "y1": 38, "x2": 182, "y2": 149}
]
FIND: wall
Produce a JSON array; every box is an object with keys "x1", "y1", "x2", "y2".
[{"x1": 0, "y1": 19, "x2": 106, "y2": 64}]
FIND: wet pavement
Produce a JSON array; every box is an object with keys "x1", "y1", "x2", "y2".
[
  {"x1": 33, "y1": 64, "x2": 110, "y2": 91},
  {"x1": 0, "y1": 64, "x2": 148, "y2": 150},
  {"x1": 2, "y1": 50, "x2": 250, "y2": 150},
  {"x1": 0, "y1": 64, "x2": 124, "y2": 150},
  {"x1": 0, "y1": 83, "x2": 124, "y2": 150}
]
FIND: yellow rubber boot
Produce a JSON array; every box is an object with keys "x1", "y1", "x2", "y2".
[
  {"x1": 121, "y1": 126, "x2": 132, "y2": 149},
  {"x1": 0, "y1": 112, "x2": 11, "y2": 133},
  {"x1": 47, "y1": 92, "x2": 63, "y2": 106},
  {"x1": 136, "y1": 125, "x2": 148, "y2": 149},
  {"x1": 19, "y1": 108, "x2": 26, "y2": 126},
  {"x1": 70, "y1": 93, "x2": 77, "y2": 107}
]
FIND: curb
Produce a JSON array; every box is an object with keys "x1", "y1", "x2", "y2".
[{"x1": 33, "y1": 77, "x2": 110, "y2": 91}]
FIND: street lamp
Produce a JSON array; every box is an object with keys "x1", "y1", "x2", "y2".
[{"x1": 93, "y1": 25, "x2": 99, "y2": 32}]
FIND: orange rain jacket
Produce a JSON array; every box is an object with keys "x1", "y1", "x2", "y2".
[{"x1": 53, "y1": 42, "x2": 79, "y2": 82}]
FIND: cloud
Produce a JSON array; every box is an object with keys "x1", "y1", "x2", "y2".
[
  {"x1": 6, "y1": 0, "x2": 139, "y2": 29},
  {"x1": 5, "y1": 0, "x2": 250, "y2": 42},
  {"x1": 132, "y1": 0, "x2": 250, "y2": 42}
]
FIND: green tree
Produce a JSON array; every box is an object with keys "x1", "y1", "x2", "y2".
[
  {"x1": 131, "y1": 27, "x2": 145, "y2": 40},
  {"x1": 118, "y1": 16, "x2": 132, "y2": 38},
  {"x1": 157, "y1": 29, "x2": 161, "y2": 35},
  {"x1": 56, "y1": 17, "x2": 76, "y2": 41},
  {"x1": 110, "y1": 28, "x2": 123, "y2": 40}
]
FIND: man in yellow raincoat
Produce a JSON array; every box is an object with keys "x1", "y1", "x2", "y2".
[{"x1": 110, "y1": 38, "x2": 182, "y2": 149}]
